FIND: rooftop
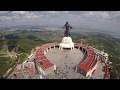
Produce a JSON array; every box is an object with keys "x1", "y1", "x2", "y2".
[{"x1": 12, "y1": 62, "x2": 37, "y2": 79}]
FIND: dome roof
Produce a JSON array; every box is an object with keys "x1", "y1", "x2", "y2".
[
  {"x1": 60, "y1": 36, "x2": 74, "y2": 48},
  {"x1": 62, "y1": 37, "x2": 73, "y2": 44}
]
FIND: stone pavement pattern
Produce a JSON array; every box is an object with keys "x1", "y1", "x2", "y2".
[{"x1": 45, "y1": 48, "x2": 86, "y2": 79}]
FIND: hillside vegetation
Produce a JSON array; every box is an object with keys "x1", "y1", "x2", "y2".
[{"x1": 0, "y1": 38, "x2": 47, "y2": 78}]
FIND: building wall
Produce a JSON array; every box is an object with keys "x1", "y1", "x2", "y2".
[
  {"x1": 86, "y1": 69, "x2": 91, "y2": 77},
  {"x1": 77, "y1": 67, "x2": 87, "y2": 77},
  {"x1": 37, "y1": 65, "x2": 46, "y2": 75},
  {"x1": 86, "y1": 60, "x2": 98, "y2": 77},
  {"x1": 36, "y1": 62, "x2": 55, "y2": 76},
  {"x1": 77, "y1": 60, "x2": 98, "y2": 77},
  {"x1": 44, "y1": 65, "x2": 54, "y2": 75},
  {"x1": 54, "y1": 65, "x2": 56, "y2": 70}
]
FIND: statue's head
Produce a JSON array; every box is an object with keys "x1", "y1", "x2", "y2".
[{"x1": 66, "y1": 21, "x2": 68, "y2": 24}]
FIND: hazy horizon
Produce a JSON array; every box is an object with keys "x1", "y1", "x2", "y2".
[{"x1": 1, "y1": 11, "x2": 120, "y2": 33}]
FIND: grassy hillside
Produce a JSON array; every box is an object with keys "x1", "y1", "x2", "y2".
[
  {"x1": 0, "y1": 38, "x2": 47, "y2": 78},
  {"x1": 85, "y1": 34, "x2": 120, "y2": 56},
  {"x1": 7, "y1": 38, "x2": 47, "y2": 53},
  {"x1": 0, "y1": 57, "x2": 16, "y2": 78},
  {"x1": 5, "y1": 31, "x2": 63, "y2": 42}
]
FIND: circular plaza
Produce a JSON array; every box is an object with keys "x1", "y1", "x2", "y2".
[{"x1": 45, "y1": 48, "x2": 85, "y2": 79}]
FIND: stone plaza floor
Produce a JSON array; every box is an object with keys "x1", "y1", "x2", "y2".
[{"x1": 45, "y1": 48, "x2": 86, "y2": 79}]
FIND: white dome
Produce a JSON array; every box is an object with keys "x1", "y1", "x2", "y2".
[{"x1": 59, "y1": 36, "x2": 74, "y2": 48}]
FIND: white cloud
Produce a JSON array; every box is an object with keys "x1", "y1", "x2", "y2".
[
  {"x1": 107, "y1": 11, "x2": 120, "y2": 22},
  {"x1": 0, "y1": 11, "x2": 41, "y2": 22},
  {"x1": 48, "y1": 11, "x2": 56, "y2": 14},
  {"x1": 0, "y1": 16, "x2": 11, "y2": 21},
  {"x1": 12, "y1": 11, "x2": 40, "y2": 19},
  {"x1": 12, "y1": 11, "x2": 27, "y2": 15},
  {"x1": 0, "y1": 11, "x2": 8, "y2": 15},
  {"x1": 82, "y1": 11, "x2": 110, "y2": 20}
]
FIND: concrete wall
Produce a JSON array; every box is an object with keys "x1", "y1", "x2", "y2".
[
  {"x1": 86, "y1": 60, "x2": 98, "y2": 77},
  {"x1": 86, "y1": 69, "x2": 91, "y2": 77},
  {"x1": 77, "y1": 67, "x2": 87, "y2": 77},
  {"x1": 54, "y1": 65, "x2": 56, "y2": 70},
  {"x1": 44, "y1": 65, "x2": 54, "y2": 75},
  {"x1": 77, "y1": 60, "x2": 98, "y2": 77},
  {"x1": 37, "y1": 65, "x2": 46, "y2": 75},
  {"x1": 36, "y1": 63, "x2": 55, "y2": 76}
]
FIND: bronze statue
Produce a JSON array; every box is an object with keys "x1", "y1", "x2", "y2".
[{"x1": 62, "y1": 21, "x2": 72, "y2": 37}]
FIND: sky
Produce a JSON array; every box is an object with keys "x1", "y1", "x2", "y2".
[{"x1": 0, "y1": 11, "x2": 120, "y2": 33}]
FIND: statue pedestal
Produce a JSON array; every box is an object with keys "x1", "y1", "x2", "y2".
[{"x1": 59, "y1": 37, "x2": 74, "y2": 50}]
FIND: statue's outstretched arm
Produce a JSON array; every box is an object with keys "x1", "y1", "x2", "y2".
[
  {"x1": 69, "y1": 26, "x2": 72, "y2": 29},
  {"x1": 68, "y1": 23, "x2": 72, "y2": 29}
]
